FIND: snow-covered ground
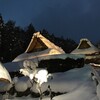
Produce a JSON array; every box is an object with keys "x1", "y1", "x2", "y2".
[{"x1": 2, "y1": 64, "x2": 100, "y2": 100}]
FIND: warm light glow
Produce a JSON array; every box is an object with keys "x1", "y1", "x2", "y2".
[{"x1": 35, "y1": 69, "x2": 48, "y2": 85}]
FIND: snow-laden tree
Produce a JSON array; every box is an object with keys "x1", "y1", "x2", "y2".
[{"x1": 20, "y1": 60, "x2": 52, "y2": 99}]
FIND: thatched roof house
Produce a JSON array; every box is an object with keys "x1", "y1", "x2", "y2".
[
  {"x1": 13, "y1": 32, "x2": 65, "y2": 62},
  {"x1": 71, "y1": 38, "x2": 100, "y2": 64},
  {"x1": 71, "y1": 38, "x2": 99, "y2": 55}
]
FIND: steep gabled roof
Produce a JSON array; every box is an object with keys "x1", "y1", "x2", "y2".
[
  {"x1": 12, "y1": 32, "x2": 65, "y2": 62},
  {"x1": 25, "y1": 32, "x2": 65, "y2": 53},
  {"x1": 71, "y1": 38, "x2": 99, "y2": 54}
]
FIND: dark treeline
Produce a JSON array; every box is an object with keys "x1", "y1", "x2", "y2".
[{"x1": 0, "y1": 14, "x2": 78, "y2": 63}]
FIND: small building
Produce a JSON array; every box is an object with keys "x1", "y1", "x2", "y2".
[{"x1": 71, "y1": 38, "x2": 100, "y2": 63}]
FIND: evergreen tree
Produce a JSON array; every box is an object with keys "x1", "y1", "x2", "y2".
[
  {"x1": 24, "y1": 23, "x2": 36, "y2": 48},
  {"x1": 0, "y1": 14, "x2": 4, "y2": 28},
  {"x1": 0, "y1": 14, "x2": 4, "y2": 62},
  {"x1": 1, "y1": 20, "x2": 25, "y2": 62}
]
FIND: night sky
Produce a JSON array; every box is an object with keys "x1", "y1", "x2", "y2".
[{"x1": 0, "y1": 0, "x2": 100, "y2": 43}]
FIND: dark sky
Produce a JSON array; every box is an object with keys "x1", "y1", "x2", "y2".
[{"x1": 0, "y1": 0, "x2": 100, "y2": 43}]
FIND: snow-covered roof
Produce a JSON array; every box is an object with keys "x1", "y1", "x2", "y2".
[
  {"x1": 71, "y1": 38, "x2": 100, "y2": 55},
  {"x1": 12, "y1": 52, "x2": 85, "y2": 63},
  {"x1": 13, "y1": 32, "x2": 65, "y2": 62},
  {"x1": 0, "y1": 62, "x2": 12, "y2": 83},
  {"x1": 3, "y1": 54, "x2": 85, "y2": 73}
]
